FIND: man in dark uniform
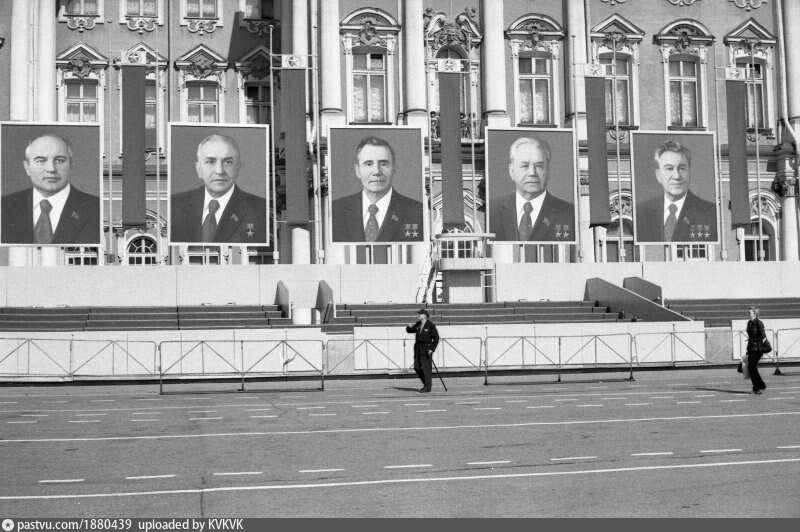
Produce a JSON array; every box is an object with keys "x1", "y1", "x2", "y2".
[{"x1": 406, "y1": 309, "x2": 440, "y2": 393}]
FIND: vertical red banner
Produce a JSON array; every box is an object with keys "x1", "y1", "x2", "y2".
[
  {"x1": 283, "y1": 69, "x2": 310, "y2": 226},
  {"x1": 121, "y1": 64, "x2": 147, "y2": 228},
  {"x1": 439, "y1": 72, "x2": 466, "y2": 231},
  {"x1": 726, "y1": 80, "x2": 750, "y2": 226},
  {"x1": 585, "y1": 76, "x2": 612, "y2": 227}
]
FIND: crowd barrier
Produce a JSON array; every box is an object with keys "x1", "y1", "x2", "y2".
[{"x1": 1, "y1": 328, "x2": 797, "y2": 385}]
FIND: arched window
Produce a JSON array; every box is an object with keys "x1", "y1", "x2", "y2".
[{"x1": 127, "y1": 235, "x2": 158, "y2": 265}]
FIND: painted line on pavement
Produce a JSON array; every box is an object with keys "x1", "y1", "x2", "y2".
[
  {"x1": 554, "y1": 399, "x2": 578, "y2": 402},
  {"x1": 416, "y1": 410, "x2": 446, "y2": 413},
  {"x1": 777, "y1": 445, "x2": 800, "y2": 449},
  {"x1": 7, "y1": 421, "x2": 36, "y2": 424},
  {"x1": 138, "y1": 399, "x2": 162, "y2": 401},
  {"x1": 551, "y1": 456, "x2": 597, "y2": 461},
  {"x1": 298, "y1": 469, "x2": 344, "y2": 473},
  {"x1": 213, "y1": 472, "x2": 263, "y2": 476},
  {"x1": 677, "y1": 401, "x2": 701, "y2": 404},
  {"x1": 625, "y1": 403, "x2": 652, "y2": 406},
  {"x1": 0, "y1": 402, "x2": 18, "y2": 404},
  {"x1": 188, "y1": 417, "x2": 223, "y2": 421},
  {"x1": 384, "y1": 464, "x2": 432, "y2": 469},
  {"x1": 767, "y1": 397, "x2": 792, "y2": 401},
  {"x1": 648, "y1": 397, "x2": 675, "y2": 399},
  {"x1": 74, "y1": 413, "x2": 108, "y2": 417},
  {"x1": 351, "y1": 405, "x2": 381, "y2": 408},
  {"x1": 297, "y1": 407, "x2": 326, "y2": 410},
  {"x1": 700, "y1": 449, "x2": 742, "y2": 454},
  {"x1": 130, "y1": 419, "x2": 158, "y2": 422},
  {"x1": 126, "y1": 475, "x2": 176, "y2": 480},
  {"x1": 467, "y1": 461, "x2": 510, "y2": 466},
  {"x1": 693, "y1": 395, "x2": 716, "y2": 398},
  {"x1": 19, "y1": 414, "x2": 48, "y2": 417},
  {"x1": 249, "y1": 415, "x2": 278, "y2": 419},
  {"x1": 4, "y1": 411, "x2": 800, "y2": 444},
  {"x1": 505, "y1": 400, "x2": 528, "y2": 403},
  {"x1": 39, "y1": 479, "x2": 84, "y2": 484},
  {"x1": 404, "y1": 403, "x2": 430, "y2": 406},
  {"x1": 244, "y1": 409, "x2": 272, "y2": 412},
  {"x1": 187, "y1": 411, "x2": 217, "y2": 414},
  {"x1": 309, "y1": 414, "x2": 336, "y2": 417},
  {"x1": 132, "y1": 412, "x2": 161, "y2": 415},
  {"x1": 43, "y1": 401, "x2": 67, "y2": 404},
  {"x1": 630, "y1": 452, "x2": 674, "y2": 457},
  {"x1": 577, "y1": 404, "x2": 603, "y2": 407},
  {"x1": 601, "y1": 398, "x2": 627, "y2": 401},
  {"x1": 474, "y1": 407, "x2": 501, "y2": 411},
  {"x1": 525, "y1": 406, "x2": 554, "y2": 409},
  {"x1": 720, "y1": 400, "x2": 747, "y2": 403},
  {"x1": 455, "y1": 402, "x2": 481, "y2": 405},
  {"x1": 68, "y1": 420, "x2": 101, "y2": 423},
  {"x1": 362, "y1": 412, "x2": 389, "y2": 415}
]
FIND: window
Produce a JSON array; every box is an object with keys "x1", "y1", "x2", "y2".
[
  {"x1": 127, "y1": 236, "x2": 158, "y2": 265},
  {"x1": 247, "y1": 246, "x2": 273, "y2": 264},
  {"x1": 187, "y1": 246, "x2": 221, "y2": 265},
  {"x1": 186, "y1": 82, "x2": 218, "y2": 123},
  {"x1": 243, "y1": 0, "x2": 274, "y2": 19},
  {"x1": 66, "y1": 0, "x2": 99, "y2": 15},
  {"x1": 600, "y1": 56, "x2": 631, "y2": 126},
  {"x1": 675, "y1": 244, "x2": 708, "y2": 261},
  {"x1": 186, "y1": 0, "x2": 216, "y2": 18},
  {"x1": 669, "y1": 59, "x2": 699, "y2": 127},
  {"x1": 244, "y1": 83, "x2": 271, "y2": 124},
  {"x1": 144, "y1": 80, "x2": 158, "y2": 148},
  {"x1": 517, "y1": 55, "x2": 552, "y2": 125},
  {"x1": 126, "y1": 0, "x2": 156, "y2": 16},
  {"x1": 65, "y1": 81, "x2": 98, "y2": 122},
  {"x1": 737, "y1": 60, "x2": 766, "y2": 129},
  {"x1": 65, "y1": 247, "x2": 99, "y2": 266},
  {"x1": 352, "y1": 51, "x2": 387, "y2": 123},
  {"x1": 606, "y1": 219, "x2": 639, "y2": 262}
]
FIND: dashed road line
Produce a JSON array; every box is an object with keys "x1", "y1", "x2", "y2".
[
  {"x1": 780, "y1": 391, "x2": 797, "y2": 394},
  {"x1": 19, "y1": 414, "x2": 48, "y2": 417},
  {"x1": 455, "y1": 401, "x2": 481, "y2": 405},
  {"x1": 68, "y1": 420, "x2": 101, "y2": 423},
  {"x1": 526, "y1": 406, "x2": 554, "y2": 409},
  {"x1": 187, "y1": 410, "x2": 218, "y2": 414},
  {"x1": 43, "y1": 401, "x2": 67, "y2": 404},
  {"x1": 777, "y1": 445, "x2": 800, "y2": 449},
  {"x1": 351, "y1": 405, "x2": 381, "y2": 408},
  {"x1": 130, "y1": 419, "x2": 158, "y2": 422},
  {"x1": 361, "y1": 412, "x2": 389, "y2": 415},
  {"x1": 625, "y1": 403, "x2": 652, "y2": 406},
  {"x1": 554, "y1": 399, "x2": 578, "y2": 402},
  {"x1": 767, "y1": 397, "x2": 792, "y2": 401},
  {"x1": 297, "y1": 407, "x2": 326, "y2": 410},
  {"x1": 0, "y1": 402, "x2": 19, "y2": 404},
  {"x1": 677, "y1": 401, "x2": 701, "y2": 404},
  {"x1": 244, "y1": 409, "x2": 271, "y2": 412},
  {"x1": 648, "y1": 396, "x2": 675, "y2": 399},
  {"x1": 384, "y1": 464, "x2": 432, "y2": 469},
  {"x1": 213, "y1": 472, "x2": 263, "y2": 476},
  {"x1": 74, "y1": 413, "x2": 108, "y2": 417},
  {"x1": 298, "y1": 469, "x2": 344, "y2": 473},
  {"x1": 188, "y1": 417, "x2": 223, "y2": 421},
  {"x1": 694, "y1": 395, "x2": 716, "y2": 398},
  {"x1": 404, "y1": 403, "x2": 430, "y2": 406},
  {"x1": 132, "y1": 412, "x2": 161, "y2": 415},
  {"x1": 125, "y1": 475, "x2": 176, "y2": 480},
  {"x1": 577, "y1": 404, "x2": 604, "y2": 407},
  {"x1": 184, "y1": 398, "x2": 212, "y2": 401},
  {"x1": 309, "y1": 414, "x2": 336, "y2": 417},
  {"x1": 601, "y1": 398, "x2": 627, "y2": 401},
  {"x1": 587, "y1": 386, "x2": 608, "y2": 390},
  {"x1": 416, "y1": 409, "x2": 446, "y2": 413},
  {"x1": 467, "y1": 461, "x2": 510, "y2": 466},
  {"x1": 138, "y1": 399, "x2": 162, "y2": 401},
  {"x1": 720, "y1": 399, "x2": 747, "y2": 403},
  {"x1": 7, "y1": 421, "x2": 36, "y2": 424},
  {"x1": 630, "y1": 452, "x2": 674, "y2": 457},
  {"x1": 235, "y1": 397, "x2": 259, "y2": 400},
  {"x1": 89, "y1": 400, "x2": 115, "y2": 403},
  {"x1": 473, "y1": 407, "x2": 501, "y2": 411},
  {"x1": 551, "y1": 456, "x2": 597, "y2": 461},
  {"x1": 249, "y1": 415, "x2": 277, "y2": 419},
  {"x1": 700, "y1": 449, "x2": 742, "y2": 454},
  {"x1": 505, "y1": 400, "x2": 528, "y2": 404},
  {"x1": 39, "y1": 479, "x2": 84, "y2": 484}
]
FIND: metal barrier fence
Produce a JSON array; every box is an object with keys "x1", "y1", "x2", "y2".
[
  {"x1": 157, "y1": 339, "x2": 325, "y2": 393},
  {"x1": 484, "y1": 334, "x2": 634, "y2": 384},
  {"x1": 0, "y1": 337, "x2": 157, "y2": 378}
]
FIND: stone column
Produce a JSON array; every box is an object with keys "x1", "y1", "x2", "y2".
[
  {"x1": 780, "y1": 0, "x2": 800, "y2": 260},
  {"x1": 36, "y1": 0, "x2": 56, "y2": 121},
  {"x1": 403, "y1": 0, "x2": 427, "y2": 130},
  {"x1": 480, "y1": 0, "x2": 508, "y2": 128},
  {"x1": 319, "y1": 0, "x2": 342, "y2": 128}
]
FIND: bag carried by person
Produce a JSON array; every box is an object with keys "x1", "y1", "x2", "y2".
[
  {"x1": 761, "y1": 338, "x2": 772, "y2": 354},
  {"x1": 739, "y1": 353, "x2": 750, "y2": 379}
]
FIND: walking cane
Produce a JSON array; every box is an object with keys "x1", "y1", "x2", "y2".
[{"x1": 430, "y1": 355, "x2": 447, "y2": 392}]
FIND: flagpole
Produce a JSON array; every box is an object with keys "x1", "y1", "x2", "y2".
[
  {"x1": 571, "y1": 34, "x2": 583, "y2": 262},
  {"x1": 269, "y1": 25, "x2": 279, "y2": 264},
  {"x1": 610, "y1": 35, "x2": 625, "y2": 262},
  {"x1": 468, "y1": 33, "x2": 477, "y2": 235},
  {"x1": 750, "y1": 39, "x2": 764, "y2": 261},
  {"x1": 712, "y1": 61, "x2": 727, "y2": 261}
]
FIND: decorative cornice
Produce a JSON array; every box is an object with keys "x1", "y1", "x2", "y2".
[
  {"x1": 667, "y1": 0, "x2": 702, "y2": 6},
  {"x1": 600, "y1": 0, "x2": 627, "y2": 5},
  {"x1": 244, "y1": 20, "x2": 275, "y2": 37},
  {"x1": 125, "y1": 16, "x2": 158, "y2": 34},
  {"x1": 728, "y1": 0, "x2": 768, "y2": 11},
  {"x1": 186, "y1": 18, "x2": 218, "y2": 35},
  {"x1": 64, "y1": 15, "x2": 98, "y2": 33}
]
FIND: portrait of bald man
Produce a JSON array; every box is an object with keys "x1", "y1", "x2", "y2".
[
  {"x1": 170, "y1": 132, "x2": 267, "y2": 244},
  {"x1": 489, "y1": 133, "x2": 576, "y2": 242},
  {"x1": 1, "y1": 133, "x2": 100, "y2": 245}
]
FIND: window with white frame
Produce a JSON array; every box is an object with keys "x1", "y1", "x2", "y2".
[
  {"x1": 59, "y1": 0, "x2": 104, "y2": 31},
  {"x1": 668, "y1": 58, "x2": 700, "y2": 127},
  {"x1": 243, "y1": 0, "x2": 274, "y2": 19},
  {"x1": 507, "y1": 14, "x2": 564, "y2": 128},
  {"x1": 517, "y1": 54, "x2": 552, "y2": 125},
  {"x1": 244, "y1": 83, "x2": 271, "y2": 124},
  {"x1": 66, "y1": 0, "x2": 99, "y2": 15},
  {"x1": 656, "y1": 20, "x2": 713, "y2": 130},
  {"x1": 737, "y1": 60, "x2": 766, "y2": 129},
  {"x1": 65, "y1": 247, "x2": 99, "y2": 266},
  {"x1": 675, "y1": 244, "x2": 708, "y2": 260},
  {"x1": 145, "y1": 80, "x2": 158, "y2": 148},
  {"x1": 65, "y1": 80, "x2": 99, "y2": 122},
  {"x1": 341, "y1": 10, "x2": 399, "y2": 124},
  {"x1": 126, "y1": 0, "x2": 157, "y2": 16},
  {"x1": 187, "y1": 246, "x2": 221, "y2": 265},
  {"x1": 127, "y1": 236, "x2": 158, "y2": 265},
  {"x1": 180, "y1": 0, "x2": 222, "y2": 33},
  {"x1": 186, "y1": 0, "x2": 216, "y2": 18},
  {"x1": 352, "y1": 49, "x2": 387, "y2": 123},
  {"x1": 600, "y1": 55, "x2": 632, "y2": 126},
  {"x1": 724, "y1": 20, "x2": 776, "y2": 133},
  {"x1": 186, "y1": 81, "x2": 219, "y2": 123}
]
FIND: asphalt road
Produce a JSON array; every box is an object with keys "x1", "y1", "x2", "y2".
[{"x1": 1, "y1": 368, "x2": 799, "y2": 517}]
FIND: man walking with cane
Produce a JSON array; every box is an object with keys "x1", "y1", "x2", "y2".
[{"x1": 406, "y1": 309, "x2": 440, "y2": 393}]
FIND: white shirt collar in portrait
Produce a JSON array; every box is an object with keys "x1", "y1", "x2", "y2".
[
  {"x1": 663, "y1": 194, "x2": 687, "y2": 224},
  {"x1": 515, "y1": 191, "x2": 547, "y2": 226},
  {"x1": 32, "y1": 183, "x2": 71, "y2": 233},
  {"x1": 203, "y1": 185, "x2": 236, "y2": 224},
  {"x1": 362, "y1": 187, "x2": 393, "y2": 230}
]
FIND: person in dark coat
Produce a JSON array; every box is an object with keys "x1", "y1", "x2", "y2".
[
  {"x1": 746, "y1": 306, "x2": 768, "y2": 394},
  {"x1": 406, "y1": 308, "x2": 440, "y2": 393},
  {"x1": 489, "y1": 136, "x2": 575, "y2": 242},
  {"x1": 1, "y1": 134, "x2": 100, "y2": 245},
  {"x1": 170, "y1": 134, "x2": 266, "y2": 244},
  {"x1": 635, "y1": 139, "x2": 717, "y2": 243},
  {"x1": 332, "y1": 136, "x2": 423, "y2": 242}
]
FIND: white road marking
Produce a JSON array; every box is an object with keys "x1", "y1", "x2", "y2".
[
  {"x1": 132, "y1": 412, "x2": 161, "y2": 415},
  {"x1": 0, "y1": 402, "x2": 18, "y2": 404},
  {"x1": 184, "y1": 398, "x2": 212, "y2": 401},
  {"x1": 630, "y1": 452, "x2": 674, "y2": 457},
  {"x1": 384, "y1": 464, "x2": 432, "y2": 469},
  {"x1": 188, "y1": 410, "x2": 217, "y2": 414},
  {"x1": 89, "y1": 400, "x2": 115, "y2": 403},
  {"x1": 694, "y1": 395, "x2": 716, "y2": 398},
  {"x1": 551, "y1": 456, "x2": 597, "y2": 461},
  {"x1": 706, "y1": 382, "x2": 729, "y2": 385},
  {"x1": 473, "y1": 407, "x2": 501, "y2": 411},
  {"x1": 577, "y1": 404, "x2": 604, "y2": 407},
  {"x1": 467, "y1": 461, "x2": 510, "y2": 466},
  {"x1": 503, "y1": 389, "x2": 523, "y2": 392},
  {"x1": 138, "y1": 399, "x2": 162, "y2": 401},
  {"x1": 130, "y1": 419, "x2": 158, "y2": 422},
  {"x1": 404, "y1": 403, "x2": 430, "y2": 406},
  {"x1": 326, "y1": 395, "x2": 353, "y2": 397},
  {"x1": 677, "y1": 401, "x2": 701, "y2": 404},
  {"x1": 456, "y1": 402, "x2": 481, "y2": 405},
  {"x1": 700, "y1": 449, "x2": 742, "y2": 453},
  {"x1": 767, "y1": 398, "x2": 792, "y2": 401},
  {"x1": 361, "y1": 412, "x2": 390, "y2": 415},
  {"x1": 416, "y1": 409, "x2": 446, "y2": 413},
  {"x1": 244, "y1": 409, "x2": 272, "y2": 412},
  {"x1": 235, "y1": 397, "x2": 259, "y2": 400},
  {"x1": 43, "y1": 401, "x2": 67, "y2": 404},
  {"x1": 777, "y1": 445, "x2": 800, "y2": 449},
  {"x1": 526, "y1": 406, "x2": 555, "y2": 409},
  {"x1": 74, "y1": 413, "x2": 108, "y2": 417},
  {"x1": 309, "y1": 413, "x2": 336, "y2": 417},
  {"x1": 188, "y1": 417, "x2": 223, "y2": 421},
  {"x1": 39, "y1": 479, "x2": 84, "y2": 484},
  {"x1": 68, "y1": 420, "x2": 101, "y2": 423},
  {"x1": 5, "y1": 411, "x2": 800, "y2": 444},
  {"x1": 780, "y1": 391, "x2": 798, "y2": 394},
  {"x1": 720, "y1": 400, "x2": 747, "y2": 403},
  {"x1": 587, "y1": 386, "x2": 608, "y2": 390},
  {"x1": 213, "y1": 472, "x2": 263, "y2": 476},
  {"x1": 125, "y1": 475, "x2": 176, "y2": 480},
  {"x1": 5, "y1": 457, "x2": 800, "y2": 500},
  {"x1": 7, "y1": 421, "x2": 36, "y2": 424},
  {"x1": 351, "y1": 405, "x2": 381, "y2": 408},
  {"x1": 19, "y1": 414, "x2": 48, "y2": 417},
  {"x1": 554, "y1": 399, "x2": 578, "y2": 402},
  {"x1": 505, "y1": 400, "x2": 528, "y2": 404},
  {"x1": 649, "y1": 396, "x2": 675, "y2": 399},
  {"x1": 601, "y1": 398, "x2": 627, "y2": 401},
  {"x1": 250, "y1": 415, "x2": 277, "y2": 419},
  {"x1": 298, "y1": 469, "x2": 344, "y2": 473},
  {"x1": 625, "y1": 403, "x2": 652, "y2": 406},
  {"x1": 297, "y1": 407, "x2": 326, "y2": 410}
]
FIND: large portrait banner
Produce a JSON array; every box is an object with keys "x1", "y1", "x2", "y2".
[
  {"x1": 169, "y1": 123, "x2": 269, "y2": 245},
  {"x1": 0, "y1": 122, "x2": 102, "y2": 246},
  {"x1": 329, "y1": 126, "x2": 425, "y2": 243},
  {"x1": 631, "y1": 131, "x2": 719, "y2": 245},
  {"x1": 486, "y1": 128, "x2": 577, "y2": 243}
]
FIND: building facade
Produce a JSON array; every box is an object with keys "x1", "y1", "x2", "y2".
[{"x1": 0, "y1": 0, "x2": 797, "y2": 270}]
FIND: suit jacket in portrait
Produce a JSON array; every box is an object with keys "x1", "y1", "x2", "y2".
[
  {"x1": 170, "y1": 185, "x2": 267, "y2": 244},
  {"x1": 1, "y1": 186, "x2": 100, "y2": 244},
  {"x1": 635, "y1": 190, "x2": 717, "y2": 243},
  {"x1": 489, "y1": 192, "x2": 576, "y2": 242},
  {"x1": 332, "y1": 189, "x2": 424, "y2": 242}
]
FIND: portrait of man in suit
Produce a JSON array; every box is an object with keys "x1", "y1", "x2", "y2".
[
  {"x1": 331, "y1": 135, "x2": 424, "y2": 243},
  {"x1": 489, "y1": 135, "x2": 575, "y2": 242},
  {"x1": 170, "y1": 133, "x2": 267, "y2": 244},
  {"x1": 635, "y1": 139, "x2": 718, "y2": 243},
  {"x1": 1, "y1": 133, "x2": 100, "y2": 245}
]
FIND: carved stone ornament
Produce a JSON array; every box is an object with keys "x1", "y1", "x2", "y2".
[
  {"x1": 667, "y1": 0, "x2": 702, "y2": 5},
  {"x1": 249, "y1": 56, "x2": 271, "y2": 80},
  {"x1": 126, "y1": 16, "x2": 157, "y2": 34},
  {"x1": 519, "y1": 20, "x2": 556, "y2": 51},
  {"x1": 245, "y1": 20, "x2": 273, "y2": 37},
  {"x1": 189, "y1": 56, "x2": 216, "y2": 79},
  {"x1": 62, "y1": 55, "x2": 94, "y2": 78},
  {"x1": 65, "y1": 15, "x2": 97, "y2": 33},
  {"x1": 600, "y1": 0, "x2": 627, "y2": 5},
  {"x1": 728, "y1": 0, "x2": 768, "y2": 11},
  {"x1": 749, "y1": 195, "x2": 774, "y2": 218},
  {"x1": 603, "y1": 31, "x2": 628, "y2": 52},
  {"x1": 609, "y1": 195, "x2": 633, "y2": 217},
  {"x1": 187, "y1": 19, "x2": 218, "y2": 35},
  {"x1": 671, "y1": 25, "x2": 698, "y2": 53},
  {"x1": 358, "y1": 21, "x2": 385, "y2": 46},
  {"x1": 425, "y1": 7, "x2": 481, "y2": 51}
]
